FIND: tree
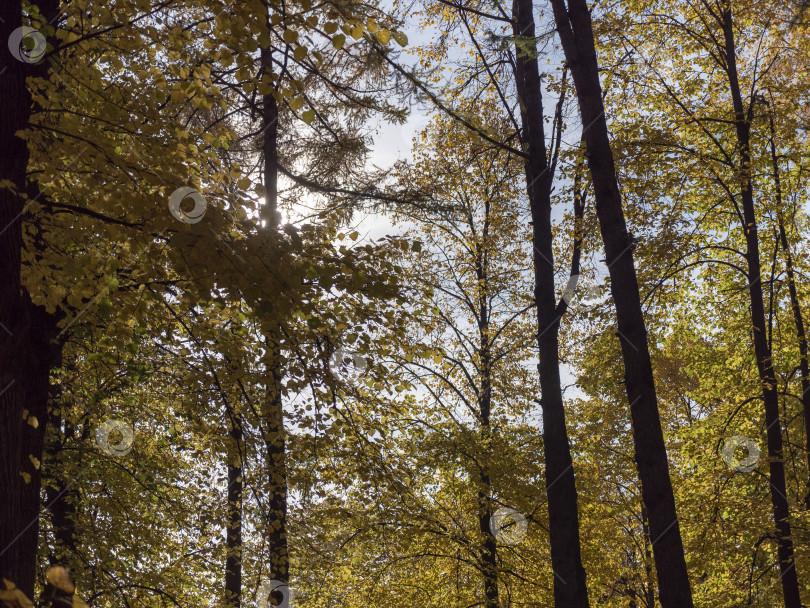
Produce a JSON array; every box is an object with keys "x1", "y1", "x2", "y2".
[{"x1": 548, "y1": 0, "x2": 696, "y2": 605}]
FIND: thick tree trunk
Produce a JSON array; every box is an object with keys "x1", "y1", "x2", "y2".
[
  {"x1": 720, "y1": 9, "x2": 801, "y2": 607},
  {"x1": 512, "y1": 0, "x2": 590, "y2": 605},
  {"x1": 225, "y1": 421, "x2": 244, "y2": 608},
  {"x1": 548, "y1": 1, "x2": 694, "y2": 606},
  {"x1": 0, "y1": 0, "x2": 62, "y2": 595},
  {"x1": 766, "y1": 111, "x2": 810, "y2": 509},
  {"x1": 0, "y1": 0, "x2": 34, "y2": 588}
]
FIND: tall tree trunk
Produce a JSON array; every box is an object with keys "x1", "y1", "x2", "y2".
[
  {"x1": 0, "y1": 0, "x2": 62, "y2": 595},
  {"x1": 260, "y1": 38, "x2": 290, "y2": 594},
  {"x1": 512, "y1": 0, "x2": 590, "y2": 605},
  {"x1": 225, "y1": 420, "x2": 244, "y2": 608},
  {"x1": 0, "y1": 0, "x2": 35, "y2": 588},
  {"x1": 720, "y1": 9, "x2": 801, "y2": 606},
  {"x1": 641, "y1": 504, "x2": 656, "y2": 607},
  {"x1": 45, "y1": 413, "x2": 78, "y2": 569},
  {"x1": 474, "y1": 230, "x2": 499, "y2": 608},
  {"x1": 766, "y1": 109, "x2": 810, "y2": 509},
  {"x1": 548, "y1": 1, "x2": 694, "y2": 606}
]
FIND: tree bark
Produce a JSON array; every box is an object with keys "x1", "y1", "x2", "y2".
[
  {"x1": 548, "y1": 1, "x2": 694, "y2": 606},
  {"x1": 474, "y1": 219, "x2": 499, "y2": 608},
  {"x1": 261, "y1": 36, "x2": 290, "y2": 595},
  {"x1": 766, "y1": 108, "x2": 810, "y2": 510},
  {"x1": 44, "y1": 411, "x2": 79, "y2": 571},
  {"x1": 225, "y1": 420, "x2": 244, "y2": 608},
  {"x1": 512, "y1": 0, "x2": 590, "y2": 605},
  {"x1": 0, "y1": 0, "x2": 62, "y2": 595},
  {"x1": 719, "y1": 8, "x2": 801, "y2": 606}
]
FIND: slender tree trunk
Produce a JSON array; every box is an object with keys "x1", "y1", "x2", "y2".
[
  {"x1": 474, "y1": 233, "x2": 499, "y2": 608},
  {"x1": 766, "y1": 110, "x2": 810, "y2": 508},
  {"x1": 719, "y1": 9, "x2": 801, "y2": 606},
  {"x1": 512, "y1": 0, "x2": 590, "y2": 605},
  {"x1": 45, "y1": 413, "x2": 78, "y2": 569},
  {"x1": 225, "y1": 420, "x2": 244, "y2": 608},
  {"x1": 260, "y1": 38, "x2": 290, "y2": 592},
  {"x1": 548, "y1": 1, "x2": 694, "y2": 606},
  {"x1": 641, "y1": 504, "x2": 656, "y2": 607}
]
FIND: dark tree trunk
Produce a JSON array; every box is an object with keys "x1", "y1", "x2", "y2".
[
  {"x1": 0, "y1": 0, "x2": 62, "y2": 595},
  {"x1": 45, "y1": 410, "x2": 79, "y2": 570},
  {"x1": 260, "y1": 38, "x2": 289, "y2": 594},
  {"x1": 548, "y1": 1, "x2": 694, "y2": 606},
  {"x1": 512, "y1": 0, "x2": 590, "y2": 605},
  {"x1": 720, "y1": 9, "x2": 801, "y2": 607},
  {"x1": 641, "y1": 504, "x2": 656, "y2": 607},
  {"x1": 225, "y1": 421, "x2": 243, "y2": 608},
  {"x1": 263, "y1": 366, "x2": 289, "y2": 587},
  {"x1": 0, "y1": 0, "x2": 34, "y2": 587},
  {"x1": 766, "y1": 109, "x2": 810, "y2": 510},
  {"x1": 474, "y1": 229, "x2": 499, "y2": 608}
]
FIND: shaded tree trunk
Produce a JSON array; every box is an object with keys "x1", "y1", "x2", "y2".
[
  {"x1": 719, "y1": 8, "x2": 801, "y2": 606},
  {"x1": 548, "y1": 1, "x2": 694, "y2": 606},
  {"x1": 225, "y1": 420, "x2": 244, "y2": 608},
  {"x1": 512, "y1": 0, "x2": 590, "y2": 605},
  {"x1": 260, "y1": 37, "x2": 290, "y2": 593},
  {"x1": 641, "y1": 504, "x2": 656, "y2": 607},
  {"x1": 474, "y1": 230, "x2": 499, "y2": 608},
  {"x1": 766, "y1": 108, "x2": 810, "y2": 510},
  {"x1": 45, "y1": 415, "x2": 79, "y2": 569},
  {"x1": 0, "y1": 0, "x2": 62, "y2": 594}
]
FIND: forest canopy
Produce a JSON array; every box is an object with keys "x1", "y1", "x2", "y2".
[{"x1": 1, "y1": 0, "x2": 810, "y2": 607}]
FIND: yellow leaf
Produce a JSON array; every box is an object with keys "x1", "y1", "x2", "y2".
[
  {"x1": 302, "y1": 110, "x2": 315, "y2": 124},
  {"x1": 20, "y1": 472, "x2": 31, "y2": 484},
  {"x1": 27, "y1": 415, "x2": 38, "y2": 429},
  {"x1": 377, "y1": 29, "x2": 390, "y2": 44},
  {"x1": 29, "y1": 455, "x2": 40, "y2": 470},
  {"x1": 393, "y1": 31, "x2": 408, "y2": 46},
  {"x1": 332, "y1": 34, "x2": 346, "y2": 49}
]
